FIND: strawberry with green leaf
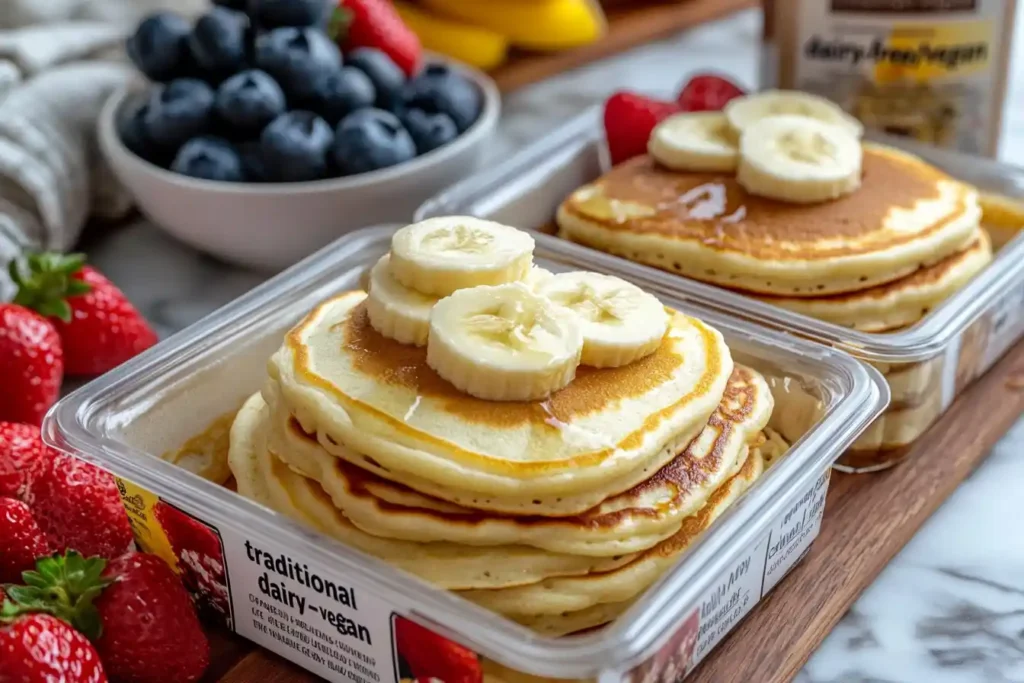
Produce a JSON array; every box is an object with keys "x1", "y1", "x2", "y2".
[{"x1": 10, "y1": 253, "x2": 157, "y2": 376}]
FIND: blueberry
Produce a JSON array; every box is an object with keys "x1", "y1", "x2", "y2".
[
  {"x1": 255, "y1": 27, "x2": 342, "y2": 102},
  {"x1": 117, "y1": 98, "x2": 172, "y2": 166},
  {"x1": 305, "y1": 67, "x2": 375, "y2": 126},
  {"x1": 143, "y1": 78, "x2": 215, "y2": 148},
  {"x1": 346, "y1": 48, "x2": 405, "y2": 111},
  {"x1": 215, "y1": 69, "x2": 286, "y2": 135},
  {"x1": 261, "y1": 111, "x2": 333, "y2": 182},
  {"x1": 331, "y1": 108, "x2": 415, "y2": 175},
  {"x1": 403, "y1": 66, "x2": 481, "y2": 132},
  {"x1": 171, "y1": 136, "x2": 244, "y2": 182},
  {"x1": 213, "y1": 0, "x2": 249, "y2": 9},
  {"x1": 400, "y1": 108, "x2": 458, "y2": 155},
  {"x1": 238, "y1": 141, "x2": 269, "y2": 182},
  {"x1": 256, "y1": 0, "x2": 331, "y2": 28},
  {"x1": 126, "y1": 13, "x2": 192, "y2": 82},
  {"x1": 188, "y1": 8, "x2": 248, "y2": 80}
]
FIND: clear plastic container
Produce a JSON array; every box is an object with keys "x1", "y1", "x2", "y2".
[
  {"x1": 45, "y1": 226, "x2": 886, "y2": 683},
  {"x1": 416, "y1": 110, "x2": 1024, "y2": 473}
]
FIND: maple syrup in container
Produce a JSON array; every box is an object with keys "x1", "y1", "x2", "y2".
[{"x1": 762, "y1": 0, "x2": 1018, "y2": 156}]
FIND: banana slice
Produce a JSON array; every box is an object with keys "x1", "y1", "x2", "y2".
[
  {"x1": 725, "y1": 90, "x2": 864, "y2": 138},
  {"x1": 427, "y1": 283, "x2": 583, "y2": 401},
  {"x1": 523, "y1": 266, "x2": 554, "y2": 290},
  {"x1": 390, "y1": 217, "x2": 535, "y2": 296},
  {"x1": 365, "y1": 254, "x2": 438, "y2": 346},
  {"x1": 536, "y1": 272, "x2": 668, "y2": 368},
  {"x1": 737, "y1": 115, "x2": 862, "y2": 204},
  {"x1": 648, "y1": 112, "x2": 738, "y2": 172}
]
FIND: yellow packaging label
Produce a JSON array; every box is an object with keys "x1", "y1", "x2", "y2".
[{"x1": 114, "y1": 476, "x2": 180, "y2": 572}]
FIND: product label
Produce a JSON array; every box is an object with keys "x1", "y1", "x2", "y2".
[
  {"x1": 114, "y1": 477, "x2": 484, "y2": 683},
  {"x1": 626, "y1": 469, "x2": 830, "y2": 683},
  {"x1": 787, "y1": 0, "x2": 1009, "y2": 154},
  {"x1": 981, "y1": 277, "x2": 1024, "y2": 370}
]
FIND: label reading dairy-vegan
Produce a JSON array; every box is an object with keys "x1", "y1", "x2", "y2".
[
  {"x1": 222, "y1": 534, "x2": 398, "y2": 683},
  {"x1": 787, "y1": 0, "x2": 1010, "y2": 154}
]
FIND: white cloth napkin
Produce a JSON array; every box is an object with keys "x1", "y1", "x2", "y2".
[{"x1": 0, "y1": 0, "x2": 205, "y2": 300}]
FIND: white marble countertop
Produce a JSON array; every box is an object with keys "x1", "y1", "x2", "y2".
[{"x1": 81, "y1": 8, "x2": 1024, "y2": 682}]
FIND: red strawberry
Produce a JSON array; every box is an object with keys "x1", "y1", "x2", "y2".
[
  {"x1": 395, "y1": 617, "x2": 482, "y2": 683},
  {"x1": 603, "y1": 91, "x2": 679, "y2": 165},
  {"x1": 10, "y1": 253, "x2": 157, "y2": 376},
  {"x1": 0, "y1": 613, "x2": 108, "y2": 683},
  {"x1": 0, "y1": 304, "x2": 63, "y2": 426},
  {"x1": 94, "y1": 553, "x2": 210, "y2": 683},
  {"x1": 676, "y1": 74, "x2": 745, "y2": 112},
  {"x1": 333, "y1": 0, "x2": 422, "y2": 77},
  {"x1": 0, "y1": 422, "x2": 56, "y2": 500},
  {"x1": 25, "y1": 450, "x2": 133, "y2": 559},
  {"x1": 154, "y1": 501, "x2": 229, "y2": 618},
  {"x1": 0, "y1": 499, "x2": 52, "y2": 583}
]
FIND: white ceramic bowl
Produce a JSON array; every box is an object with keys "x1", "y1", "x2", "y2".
[{"x1": 98, "y1": 61, "x2": 500, "y2": 270}]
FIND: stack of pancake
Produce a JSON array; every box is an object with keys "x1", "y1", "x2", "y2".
[
  {"x1": 228, "y1": 217, "x2": 784, "y2": 636},
  {"x1": 555, "y1": 90, "x2": 995, "y2": 467}
]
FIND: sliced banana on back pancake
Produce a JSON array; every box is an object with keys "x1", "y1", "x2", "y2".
[
  {"x1": 648, "y1": 112, "x2": 739, "y2": 172},
  {"x1": 390, "y1": 217, "x2": 535, "y2": 296},
  {"x1": 725, "y1": 89, "x2": 864, "y2": 138},
  {"x1": 737, "y1": 115, "x2": 862, "y2": 204},
  {"x1": 427, "y1": 282, "x2": 584, "y2": 401},
  {"x1": 535, "y1": 272, "x2": 667, "y2": 368}
]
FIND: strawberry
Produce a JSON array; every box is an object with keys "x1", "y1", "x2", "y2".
[
  {"x1": 0, "y1": 613, "x2": 108, "y2": 683},
  {"x1": 0, "y1": 422, "x2": 56, "y2": 500},
  {"x1": 603, "y1": 91, "x2": 679, "y2": 165},
  {"x1": 0, "y1": 304, "x2": 63, "y2": 426},
  {"x1": 10, "y1": 252, "x2": 157, "y2": 377},
  {"x1": 395, "y1": 617, "x2": 482, "y2": 683},
  {"x1": 3, "y1": 551, "x2": 209, "y2": 683},
  {"x1": 0, "y1": 499, "x2": 52, "y2": 583},
  {"x1": 154, "y1": 501, "x2": 229, "y2": 619},
  {"x1": 676, "y1": 73, "x2": 745, "y2": 112},
  {"x1": 25, "y1": 450, "x2": 133, "y2": 559},
  {"x1": 333, "y1": 0, "x2": 422, "y2": 77}
]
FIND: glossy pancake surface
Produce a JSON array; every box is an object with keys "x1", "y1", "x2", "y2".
[
  {"x1": 267, "y1": 291, "x2": 732, "y2": 515},
  {"x1": 458, "y1": 448, "x2": 766, "y2": 635},
  {"x1": 228, "y1": 394, "x2": 639, "y2": 590},
  {"x1": 557, "y1": 144, "x2": 979, "y2": 296},
  {"x1": 266, "y1": 366, "x2": 772, "y2": 557},
  {"x1": 757, "y1": 228, "x2": 993, "y2": 331}
]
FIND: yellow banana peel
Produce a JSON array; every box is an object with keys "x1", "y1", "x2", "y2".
[
  {"x1": 394, "y1": 2, "x2": 509, "y2": 70},
  {"x1": 419, "y1": 0, "x2": 607, "y2": 50}
]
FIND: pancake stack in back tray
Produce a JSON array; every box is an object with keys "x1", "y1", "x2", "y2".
[{"x1": 229, "y1": 217, "x2": 786, "y2": 636}]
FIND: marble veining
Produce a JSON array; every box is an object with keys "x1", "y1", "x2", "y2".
[{"x1": 80, "y1": 8, "x2": 1024, "y2": 682}]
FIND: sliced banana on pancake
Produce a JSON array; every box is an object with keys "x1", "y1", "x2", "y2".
[
  {"x1": 390, "y1": 217, "x2": 535, "y2": 296},
  {"x1": 536, "y1": 272, "x2": 667, "y2": 368},
  {"x1": 737, "y1": 115, "x2": 862, "y2": 204},
  {"x1": 724, "y1": 89, "x2": 864, "y2": 138},
  {"x1": 427, "y1": 282, "x2": 583, "y2": 401},
  {"x1": 648, "y1": 112, "x2": 739, "y2": 172},
  {"x1": 365, "y1": 254, "x2": 438, "y2": 346}
]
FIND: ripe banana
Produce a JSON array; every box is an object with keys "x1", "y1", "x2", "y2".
[
  {"x1": 736, "y1": 115, "x2": 862, "y2": 204},
  {"x1": 393, "y1": 2, "x2": 509, "y2": 70},
  {"x1": 648, "y1": 112, "x2": 739, "y2": 172},
  {"x1": 390, "y1": 217, "x2": 535, "y2": 297},
  {"x1": 364, "y1": 254, "x2": 438, "y2": 346},
  {"x1": 524, "y1": 266, "x2": 554, "y2": 290},
  {"x1": 536, "y1": 272, "x2": 668, "y2": 368},
  {"x1": 724, "y1": 90, "x2": 864, "y2": 139},
  {"x1": 419, "y1": 0, "x2": 606, "y2": 50},
  {"x1": 427, "y1": 283, "x2": 583, "y2": 401}
]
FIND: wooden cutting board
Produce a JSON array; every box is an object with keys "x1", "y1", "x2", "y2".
[
  {"x1": 200, "y1": 340, "x2": 1024, "y2": 683},
  {"x1": 490, "y1": 0, "x2": 758, "y2": 93}
]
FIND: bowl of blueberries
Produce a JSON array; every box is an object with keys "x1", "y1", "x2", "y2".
[{"x1": 99, "y1": 0, "x2": 500, "y2": 270}]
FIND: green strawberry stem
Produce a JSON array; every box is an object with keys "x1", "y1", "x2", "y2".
[
  {"x1": 328, "y1": 6, "x2": 352, "y2": 43},
  {"x1": 8, "y1": 252, "x2": 92, "y2": 323},
  {"x1": 1, "y1": 551, "x2": 111, "y2": 640}
]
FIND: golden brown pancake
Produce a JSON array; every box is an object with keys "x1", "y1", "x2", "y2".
[{"x1": 557, "y1": 144, "x2": 979, "y2": 297}]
